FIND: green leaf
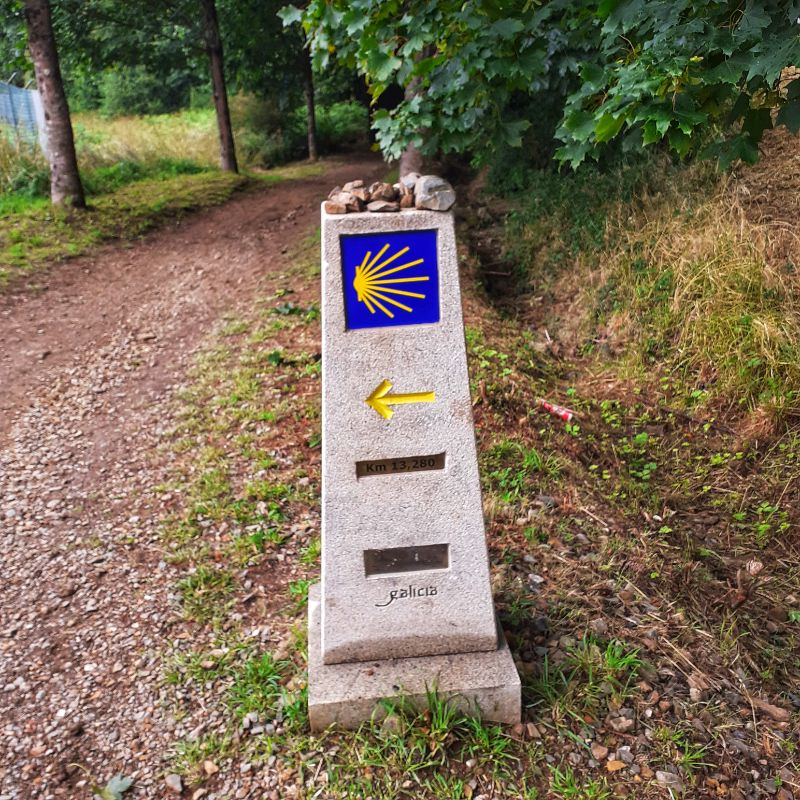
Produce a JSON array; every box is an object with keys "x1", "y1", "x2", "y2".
[
  {"x1": 650, "y1": 108, "x2": 673, "y2": 137},
  {"x1": 594, "y1": 113, "x2": 625, "y2": 143},
  {"x1": 501, "y1": 119, "x2": 530, "y2": 147},
  {"x1": 366, "y1": 49, "x2": 402, "y2": 83},
  {"x1": 562, "y1": 110, "x2": 596, "y2": 140},
  {"x1": 742, "y1": 107, "x2": 772, "y2": 141},
  {"x1": 726, "y1": 91, "x2": 750, "y2": 125},
  {"x1": 736, "y1": 4, "x2": 771, "y2": 39},
  {"x1": 597, "y1": 0, "x2": 622, "y2": 18},
  {"x1": 580, "y1": 62, "x2": 605, "y2": 88},
  {"x1": 642, "y1": 119, "x2": 663, "y2": 145},
  {"x1": 703, "y1": 134, "x2": 759, "y2": 170},
  {"x1": 400, "y1": 33, "x2": 426, "y2": 56},
  {"x1": 277, "y1": 5, "x2": 303, "y2": 25},
  {"x1": 668, "y1": 127, "x2": 691, "y2": 157},
  {"x1": 706, "y1": 56, "x2": 749, "y2": 85},
  {"x1": 746, "y1": 36, "x2": 800, "y2": 84},
  {"x1": 777, "y1": 98, "x2": 800, "y2": 133},
  {"x1": 555, "y1": 139, "x2": 593, "y2": 170},
  {"x1": 490, "y1": 18, "x2": 524, "y2": 38}
]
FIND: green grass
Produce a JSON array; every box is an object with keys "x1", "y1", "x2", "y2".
[
  {"x1": 0, "y1": 193, "x2": 49, "y2": 216},
  {"x1": 549, "y1": 765, "x2": 612, "y2": 800},
  {"x1": 171, "y1": 731, "x2": 234, "y2": 782},
  {"x1": 526, "y1": 637, "x2": 642, "y2": 727},
  {"x1": 483, "y1": 438, "x2": 563, "y2": 504},
  {"x1": 227, "y1": 653, "x2": 289, "y2": 719},
  {"x1": 652, "y1": 724, "x2": 712, "y2": 776},
  {"x1": 299, "y1": 536, "x2": 321, "y2": 565},
  {"x1": 177, "y1": 565, "x2": 235, "y2": 622}
]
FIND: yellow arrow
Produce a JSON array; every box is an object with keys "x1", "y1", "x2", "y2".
[{"x1": 365, "y1": 379, "x2": 435, "y2": 420}]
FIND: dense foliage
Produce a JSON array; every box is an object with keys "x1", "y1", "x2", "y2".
[
  {"x1": 0, "y1": 1, "x2": 29, "y2": 83},
  {"x1": 1, "y1": 0, "x2": 359, "y2": 116},
  {"x1": 286, "y1": 0, "x2": 800, "y2": 168}
]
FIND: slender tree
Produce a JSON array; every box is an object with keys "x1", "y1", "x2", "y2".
[
  {"x1": 301, "y1": 46, "x2": 318, "y2": 161},
  {"x1": 23, "y1": 0, "x2": 85, "y2": 207},
  {"x1": 199, "y1": 0, "x2": 237, "y2": 173}
]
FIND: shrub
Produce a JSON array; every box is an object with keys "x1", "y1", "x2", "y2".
[
  {"x1": 0, "y1": 131, "x2": 49, "y2": 199},
  {"x1": 98, "y1": 66, "x2": 172, "y2": 118},
  {"x1": 235, "y1": 127, "x2": 293, "y2": 168},
  {"x1": 230, "y1": 95, "x2": 368, "y2": 167},
  {"x1": 81, "y1": 157, "x2": 207, "y2": 195},
  {"x1": 81, "y1": 159, "x2": 145, "y2": 194},
  {"x1": 229, "y1": 94, "x2": 303, "y2": 167},
  {"x1": 315, "y1": 101, "x2": 368, "y2": 153},
  {"x1": 65, "y1": 68, "x2": 103, "y2": 113}
]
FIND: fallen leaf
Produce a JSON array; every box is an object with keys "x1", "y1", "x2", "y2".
[
  {"x1": 100, "y1": 774, "x2": 134, "y2": 800},
  {"x1": 752, "y1": 697, "x2": 790, "y2": 721}
]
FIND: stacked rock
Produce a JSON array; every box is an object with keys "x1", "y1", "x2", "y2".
[{"x1": 324, "y1": 173, "x2": 456, "y2": 214}]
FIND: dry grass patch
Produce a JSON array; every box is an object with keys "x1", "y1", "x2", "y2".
[
  {"x1": 593, "y1": 184, "x2": 800, "y2": 416},
  {"x1": 74, "y1": 109, "x2": 219, "y2": 168}
]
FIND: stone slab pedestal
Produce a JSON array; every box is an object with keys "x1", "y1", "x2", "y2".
[{"x1": 307, "y1": 585, "x2": 521, "y2": 731}]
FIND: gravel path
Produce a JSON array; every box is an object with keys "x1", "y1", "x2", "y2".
[{"x1": 0, "y1": 155, "x2": 384, "y2": 799}]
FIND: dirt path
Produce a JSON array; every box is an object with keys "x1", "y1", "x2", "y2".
[
  {"x1": 0, "y1": 154, "x2": 384, "y2": 799},
  {"x1": 0, "y1": 155, "x2": 380, "y2": 441}
]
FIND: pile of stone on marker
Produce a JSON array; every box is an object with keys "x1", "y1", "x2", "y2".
[{"x1": 324, "y1": 173, "x2": 456, "y2": 214}]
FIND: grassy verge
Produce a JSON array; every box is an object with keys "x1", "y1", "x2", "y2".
[
  {"x1": 476, "y1": 152, "x2": 800, "y2": 669},
  {"x1": 0, "y1": 96, "x2": 364, "y2": 216},
  {"x1": 493, "y1": 155, "x2": 800, "y2": 419}
]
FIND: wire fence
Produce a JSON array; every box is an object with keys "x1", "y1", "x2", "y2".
[{"x1": 0, "y1": 81, "x2": 48, "y2": 155}]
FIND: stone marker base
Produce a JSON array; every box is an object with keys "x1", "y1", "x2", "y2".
[{"x1": 307, "y1": 585, "x2": 521, "y2": 731}]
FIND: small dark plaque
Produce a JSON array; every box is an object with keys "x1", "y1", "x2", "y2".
[
  {"x1": 356, "y1": 452, "x2": 445, "y2": 478},
  {"x1": 364, "y1": 543, "x2": 450, "y2": 577}
]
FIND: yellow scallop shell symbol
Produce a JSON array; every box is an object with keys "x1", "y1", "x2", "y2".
[{"x1": 352, "y1": 243, "x2": 428, "y2": 319}]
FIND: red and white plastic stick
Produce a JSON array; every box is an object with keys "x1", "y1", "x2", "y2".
[{"x1": 538, "y1": 398, "x2": 575, "y2": 422}]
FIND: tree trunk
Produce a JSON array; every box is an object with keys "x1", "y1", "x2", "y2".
[
  {"x1": 200, "y1": 0, "x2": 237, "y2": 173},
  {"x1": 302, "y1": 48, "x2": 318, "y2": 162},
  {"x1": 23, "y1": 0, "x2": 85, "y2": 208},
  {"x1": 398, "y1": 58, "x2": 427, "y2": 177},
  {"x1": 399, "y1": 141, "x2": 423, "y2": 177}
]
